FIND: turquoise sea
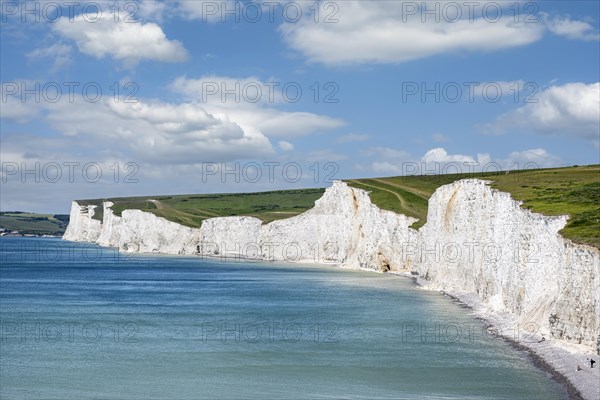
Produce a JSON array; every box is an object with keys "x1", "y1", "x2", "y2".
[{"x1": 0, "y1": 237, "x2": 568, "y2": 399}]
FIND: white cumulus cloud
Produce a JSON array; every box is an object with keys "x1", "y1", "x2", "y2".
[
  {"x1": 53, "y1": 12, "x2": 188, "y2": 66},
  {"x1": 421, "y1": 147, "x2": 487, "y2": 165},
  {"x1": 484, "y1": 82, "x2": 600, "y2": 143},
  {"x1": 1, "y1": 85, "x2": 273, "y2": 165},
  {"x1": 279, "y1": 1, "x2": 544, "y2": 66},
  {"x1": 170, "y1": 75, "x2": 345, "y2": 138},
  {"x1": 503, "y1": 148, "x2": 563, "y2": 168},
  {"x1": 367, "y1": 147, "x2": 562, "y2": 175}
]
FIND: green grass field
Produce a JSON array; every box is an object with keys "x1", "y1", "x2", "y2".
[
  {"x1": 77, "y1": 188, "x2": 326, "y2": 227},
  {"x1": 0, "y1": 212, "x2": 69, "y2": 235},
  {"x1": 347, "y1": 164, "x2": 599, "y2": 248}
]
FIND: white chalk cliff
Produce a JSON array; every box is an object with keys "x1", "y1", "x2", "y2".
[
  {"x1": 62, "y1": 202, "x2": 102, "y2": 243},
  {"x1": 412, "y1": 180, "x2": 599, "y2": 354},
  {"x1": 63, "y1": 180, "x2": 599, "y2": 354}
]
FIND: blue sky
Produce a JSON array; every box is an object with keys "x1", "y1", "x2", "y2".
[{"x1": 1, "y1": 0, "x2": 599, "y2": 213}]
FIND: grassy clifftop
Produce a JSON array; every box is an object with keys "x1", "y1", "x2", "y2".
[
  {"x1": 347, "y1": 165, "x2": 599, "y2": 248},
  {"x1": 77, "y1": 188, "x2": 326, "y2": 227},
  {"x1": 74, "y1": 165, "x2": 598, "y2": 249}
]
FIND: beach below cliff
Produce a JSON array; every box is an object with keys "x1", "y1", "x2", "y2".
[{"x1": 400, "y1": 273, "x2": 600, "y2": 400}]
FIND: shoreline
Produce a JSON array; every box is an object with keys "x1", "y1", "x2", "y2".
[
  {"x1": 502, "y1": 331, "x2": 583, "y2": 400},
  {"x1": 394, "y1": 272, "x2": 599, "y2": 400}
]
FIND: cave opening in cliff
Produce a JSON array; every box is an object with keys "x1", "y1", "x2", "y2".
[{"x1": 381, "y1": 261, "x2": 391, "y2": 273}]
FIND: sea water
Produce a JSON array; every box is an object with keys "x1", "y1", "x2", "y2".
[{"x1": 0, "y1": 237, "x2": 568, "y2": 399}]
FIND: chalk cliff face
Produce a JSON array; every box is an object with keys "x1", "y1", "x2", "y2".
[
  {"x1": 62, "y1": 201, "x2": 102, "y2": 242},
  {"x1": 413, "y1": 179, "x2": 599, "y2": 352},
  {"x1": 63, "y1": 180, "x2": 600, "y2": 353},
  {"x1": 256, "y1": 181, "x2": 417, "y2": 269},
  {"x1": 96, "y1": 201, "x2": 200, "y2": 254},
  {"x1": 199, "y1": 216, "x2": 262, "y2": 258},
  {"x1": 195, "y1": 181, "x2": 417, "y2": 268}
]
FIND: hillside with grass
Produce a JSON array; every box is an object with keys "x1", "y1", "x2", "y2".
[
  {"x1": 0, "y1": 212, "x2": 70, "y2": 236},
  {"x1": 347, "y1": 164, "x2": 599, "y2": 248},
  {"x1": 72, "y1": 165, "x2": 598, "y2": 249},
  {"x1": 77, "y1": 189, "x2": 326, "y2": 228}
]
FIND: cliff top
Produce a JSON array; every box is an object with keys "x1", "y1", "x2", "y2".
[
  {"x1": 77, "y1": 188, "x2": 325, "y2": 228},
  {"x1": 347, "y1": 164, "x2": 599, "y2": 249},
  {"x1": 75, "y1": 164, "x2": 599, "y2": 249}
]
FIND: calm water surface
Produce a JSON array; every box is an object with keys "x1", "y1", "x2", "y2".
[{"x1": 0, "y1": 238, "x2": 568, "y2": 399}]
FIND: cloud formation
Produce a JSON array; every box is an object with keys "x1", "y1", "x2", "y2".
[
  {"x1": 1, "y1": 88, "x2": 273, "y2": 166},
  {"x1": 170, "y1": 75, "x2": 346, "y2": 138},
  {"x1": 280, "y1": 1, "x2": 545, "y2": 66},
  {"x1": 1, "y1": 74, "x2": 346, "y2": 168},
  {"x1": 53, "y1": 12, "x2": 188, "y2": 66},
  {"x1": 484, "y1": 82, "x2": 600, "y2": 143},
  {"x1": 279, "y1": 2, "x2": 599, "y2": 66},
  {"x1": 27, "y1": 43, "x2": 73, "y2": 71},
  {"x1": 545, "y1": 15, "x2": 600, "y2": 41},
  {"x1": 368, "y1": 146, "x2": 562, "y2": 175}
]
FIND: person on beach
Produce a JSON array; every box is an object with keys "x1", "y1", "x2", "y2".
[
  {"x1": 591, "y1": 359, "x2": 596, "y2": 368},
  {"x1": 576, "y1": 365, "x2": 582, "y2": 371}
]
